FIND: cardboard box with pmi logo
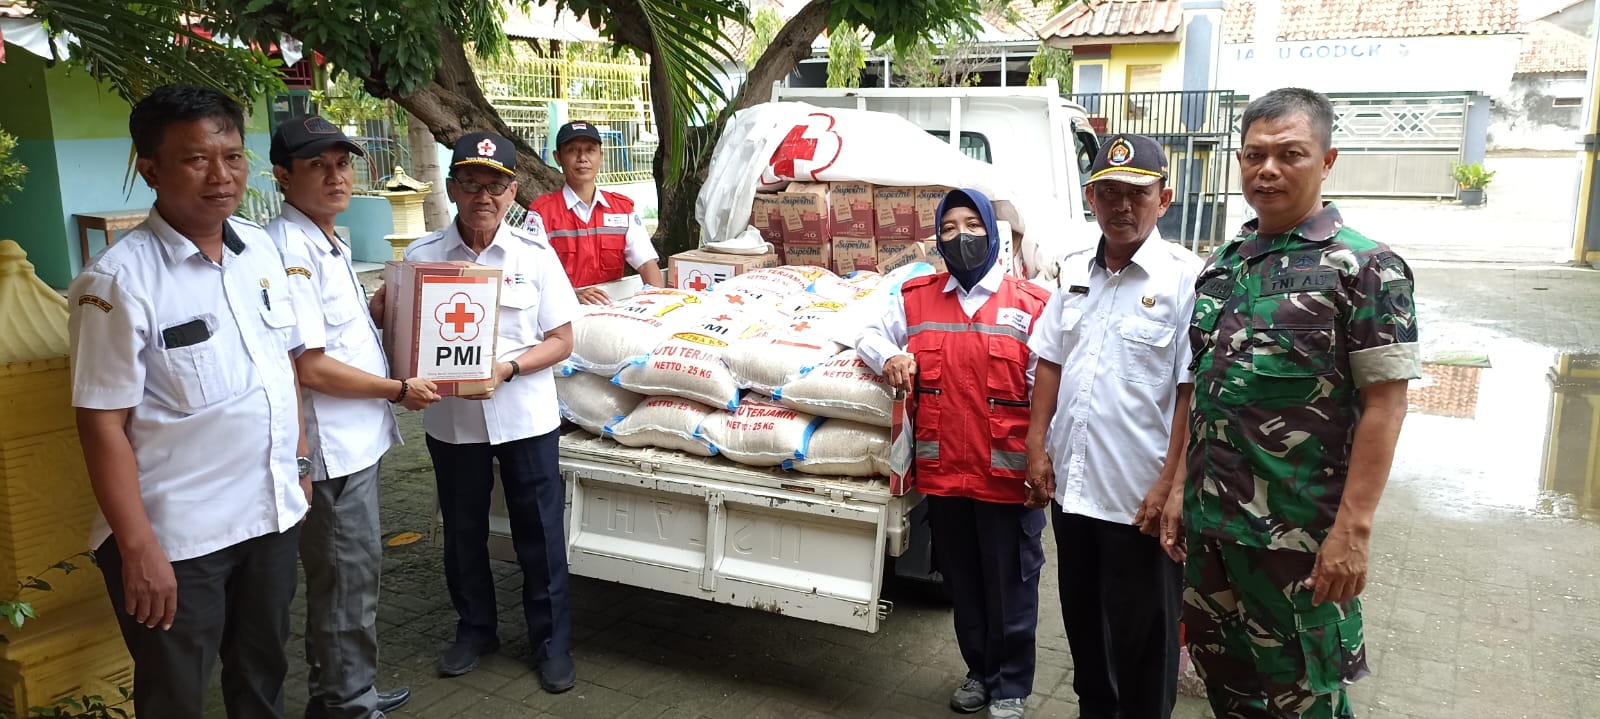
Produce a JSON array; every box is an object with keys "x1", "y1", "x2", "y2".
[
  {"x1": 749, "y1": 182, "x2": 959, "y2": 272},
  {"x1": 382, "y1": 261, "x2": 502, "y2": 397},
  {"x1": 667, "y1": 248, "x2": 781, "y2": 291}
]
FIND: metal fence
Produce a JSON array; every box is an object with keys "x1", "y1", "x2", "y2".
[
  {"x1": 476, "y1": 55, "x2": 657, "y2": 185},
  {"x1": 1069, "y1": 90, "x2": 1239, "y2": 250},
  {"x1": 235, "y1": 135, "x2": 414, "y2": 226}
]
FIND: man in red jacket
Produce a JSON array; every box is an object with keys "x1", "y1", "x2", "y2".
[
  {"x1": 858, "y1": 188, "x2": 1053, "y2": 719},
  {"x1": 524, "y1": 121, "x2": 664, "y2": 303}
]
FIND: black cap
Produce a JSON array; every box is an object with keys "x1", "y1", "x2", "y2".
[
  {"x1": 1087, "y1": 133, "x2": 1168, "y2": 186},
  {"x1": 270, "y1": 115, "x2": 365, "y2": 167},
  {"x1": 555, "y1": 121, "x2": 602, "y2": 148},
  {"x1": 451, "y1": 131, "x2": 517, "y2": 177}
]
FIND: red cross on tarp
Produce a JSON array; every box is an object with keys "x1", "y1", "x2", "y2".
[{"x1": 770, "y1": 124, "x2": 818, "y2": 179}]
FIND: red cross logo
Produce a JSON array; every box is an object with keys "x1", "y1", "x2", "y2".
[
  {"x1": 477, "y1": 139, "x2": 497, "y2": 157},
  {"x1": 686, "y1": 271, "x2": 712, "y2": 292},
  {"x1": 434, "y1": 292, "x2": 485, "y2": 342},
  {"x1": 760, "y1": 113, "x2": 843, "y2": 187},
  {"x1": 791, "y1": 321, "x2": 811, "y2": 333},
  {"x1": 725, "y1": 294, "x2": 745, "y2": 305},
  {"x1": 712, "y1": 314, "x2": 732, "y2": 322}
]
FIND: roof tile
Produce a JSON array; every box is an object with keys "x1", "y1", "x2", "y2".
[
  {"x1": 1515, "y1": 20, "x2": 1591, "y2": 74},
  {"x1": 1223, "y1": 0, "x2": 1521, "y2": 43}
]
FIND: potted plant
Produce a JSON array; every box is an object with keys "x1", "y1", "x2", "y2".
[{"x1": 1451, "y1": 162, "x2": 1495, "y2": 206}]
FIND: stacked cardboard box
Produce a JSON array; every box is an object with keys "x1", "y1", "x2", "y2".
[{"x1": 744, "y1": 183, "x2": 960, "y2": 275}]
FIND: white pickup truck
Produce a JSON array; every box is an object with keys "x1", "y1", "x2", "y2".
[{"x1": 472, "y1": 85, "x2": 1100, "y2": 634}]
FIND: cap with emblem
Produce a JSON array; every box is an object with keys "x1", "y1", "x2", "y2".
[
  {"x1": 270, "y1": 115, "x2": 366, "y2": 167},
  {"x1": 555, "y1": 121, "x2": 603, "y2": 148},
  {"x1": 451, "y1": 131, "x2": 517, "y2": 177},
  {"x1": 1087, "y1": 133, "x2": 1168, "y2": 187}
]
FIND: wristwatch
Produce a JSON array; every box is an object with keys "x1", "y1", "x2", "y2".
[{"x1": 297, "y1": 456, "x2": 313, "y2": 479}]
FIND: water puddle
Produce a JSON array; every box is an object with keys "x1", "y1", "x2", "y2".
[{"x1": 1396, "y1": 338, "x2": 1600, "y2": 523}]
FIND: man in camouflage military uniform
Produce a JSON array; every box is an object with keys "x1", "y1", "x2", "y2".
[{"x1": 1159, "y1": 87, "x2": 1420, "y2": 718}]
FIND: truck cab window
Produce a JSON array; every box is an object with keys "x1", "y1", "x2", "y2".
[{"x1": 924, "y1": 130, "x2": 992, "y2": 164}]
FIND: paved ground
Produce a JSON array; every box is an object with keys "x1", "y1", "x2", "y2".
[{"x1": 205, "y1": 156, "x2": 1600, "y2": 719}]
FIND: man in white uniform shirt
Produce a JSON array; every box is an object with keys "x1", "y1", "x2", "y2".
[
  {"x1": 268, "y1": 114, "x2": 438, "y2": 719},
  {"x1": 393, "y1": 132, "x2": 581, "y2": 692},
  {"x1": 68, "y1": 84, "x2": 312, "y2": 719},
  {"x1": 1025, "y1": 134, "x2": 1202, "y2": 719}
]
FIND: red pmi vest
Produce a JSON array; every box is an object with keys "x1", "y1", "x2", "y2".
[
  {"x1": 529, "y1": 189, "x2": 635, "y2": 288},
  {"x1": 903, "y1": 273, "x2": 1051, "y2": 504}
]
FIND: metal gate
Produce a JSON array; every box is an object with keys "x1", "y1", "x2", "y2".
[
  {"x1": 1226, "y1": 92, "x2": 1470, "y2": 199},
  {"x1": 1069, "y1": 90, "x2": 1238, "y2": 251}
]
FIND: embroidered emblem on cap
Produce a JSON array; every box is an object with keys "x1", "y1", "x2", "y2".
[
  {"x1": 304, "y1": 116, "x2": 339, "y2": 134},
  {"x1": 477, "y1": 139, "x2": 497, "y2": 157},
  {"x1": 1107, "y1": 137, "x2": 1133, "y2": 166},
  {"x1": 572, "y1": 122, "x2": 588, "y2": 130},
  {"x1": 1141, "y1": 296, "x2": 1155, "y2": 308}
]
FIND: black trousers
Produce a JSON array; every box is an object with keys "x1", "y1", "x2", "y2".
[
  {"x1": 426, "y1": 430, "x2": 571, "y2": 663},
  {"x1": 926, "y1": 494, "x2": 1046, "y2": 700},
  {"x1": 1052, "y1": 507, "x2": 1183, "y2": 719},
  {"x1": 97, "y1": 527, "x2": 301, "y2": 719}
]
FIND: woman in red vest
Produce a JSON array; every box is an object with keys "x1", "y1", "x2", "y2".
[
  {"x1": 525, "y1": 121, "x2": 665, "y2": 304},
  {"x1": 858, "y1": 188, "x2": 1053, "y2": 719}
]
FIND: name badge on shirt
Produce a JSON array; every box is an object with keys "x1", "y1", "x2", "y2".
[
  {"x1": 603, "y1": 213, "x2": 629, "y2": 228},
  {"x1": 997, "y1": 307, "x2": 1031, "y2": 334}
]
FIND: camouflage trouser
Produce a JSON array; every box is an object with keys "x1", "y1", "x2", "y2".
[{"x1": 1182, "y1": 532, "x2": 1369, "y2": 719}]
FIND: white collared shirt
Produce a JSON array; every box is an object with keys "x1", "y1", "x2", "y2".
[
  {"x1": 1027, "y1": 234, "x2": 1202, "y2": 524},
  {"x1": 549, "y1": 184, "x2": 658, "y2": 268},
  {"x1": 68, "y1": 209, "x2": 308, "y2": 562},
  {"x1": 269, "y1": 203, "x2": 400, "y2": 479},
  {"x1": 404, "y1": 219, "x2": 579, "y2": 445},
  {"x1": 856, "y1": 264, "x2": 1036, "y2": 387}
]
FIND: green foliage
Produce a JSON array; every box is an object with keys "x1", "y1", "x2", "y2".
[
  {"x1": 0, "y1": 130, "x2": 29, "y2": 205},
  {"x1": 26, "y1": 1, "x2": 285, "y2": 105},
  {"x1": 1450, "y1": 162, "x2": 1495, "y2": 190},
  {"x1": 1027, "y1": 46, "x2": 1073, "y2": 95},
  {"x1": 0, "y1": 552, "x2": 97, "y2": 644},
  {"x1": 312, "y1": 70, "x2": 396, "y2": 128},
  {"x1": 745, "y1": 5, "x2": 784, "y2": 68},
  {"x1": 826, "y1": 0, "x2": 986, "y2": 55},
  {"x1": 0, "y1": 553, "x2": 131, "y2": 719},
  {"x1": 825, "y1": 22, "x2": 867, "y2": 89}
]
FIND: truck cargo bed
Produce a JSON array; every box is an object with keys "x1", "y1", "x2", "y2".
[{"x1": 559, "y1": 432, "x2": 918, "y2": 632}]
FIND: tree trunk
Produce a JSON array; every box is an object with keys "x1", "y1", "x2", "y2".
[
  {"x1": 646, "y1": 0, "x2": 833, "y2": 258},
  {"x1": 405, "y1": 110, "x2": 452, "y2": 231},
  {"x1": 382, "y1": 25, "x2": 565, "y2": 208}
]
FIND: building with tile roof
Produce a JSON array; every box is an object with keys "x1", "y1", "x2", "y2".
[{"x1": 1490, "y1": 18, "x2": 1593, "y2": 150}]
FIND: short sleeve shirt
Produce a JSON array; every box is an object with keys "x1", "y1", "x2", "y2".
[
  {"x1": 68, "y1": 210, "x2": 308, "y2": 561},
  {"x1": 1028, "y1": 235, "x2": 1201, "y2": 524},
  {"x1": 1184, "y1": 203, "x2": 1420, "y2": 552},
  {"x1": 404, "y1": 220, "x2": 580, "y2": 445},
  {"x1": 269, "y1": 203, "x2": 400, "y2": 478}
]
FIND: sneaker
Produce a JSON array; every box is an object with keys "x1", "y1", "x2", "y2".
[
  {"x1": 987, "y1": 697, "x2": 1026, "y2": 719},
  {"x1": 949, "y1": 677, "x2": 988, "y2": 714}
]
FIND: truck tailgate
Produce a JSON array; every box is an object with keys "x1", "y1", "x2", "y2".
[{"x1": 559, "y1": 433, "x2": 916, "y2": 632}]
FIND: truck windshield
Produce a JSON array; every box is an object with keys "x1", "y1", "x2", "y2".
[{"x1": 923, "y1": 131, "x2": 992, "y2": 164}]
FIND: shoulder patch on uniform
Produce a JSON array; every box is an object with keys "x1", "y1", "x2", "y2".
[
  {"x1": 77, "y1": 295, "x2": 113, "y2": 313},
  {"x1": 286, "y1": 266, "x2": 312, "y2": 278}
]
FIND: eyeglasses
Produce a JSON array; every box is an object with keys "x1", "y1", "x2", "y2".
[{"x1": 451, "y1": 178, "x2": 512, "y2": 197}]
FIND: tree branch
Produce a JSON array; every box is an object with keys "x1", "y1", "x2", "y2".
[{"x1": 384, "y1": 24, "x2": 565, "y2": 204}]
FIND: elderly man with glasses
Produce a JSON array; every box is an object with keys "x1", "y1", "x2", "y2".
[{"x1": 381, "y1": 131, "x2": 581, "y2": 691}]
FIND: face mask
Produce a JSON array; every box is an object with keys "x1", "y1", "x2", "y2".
[{"x1": 938, "y1": 232, "x2": 990, "y2": 272}]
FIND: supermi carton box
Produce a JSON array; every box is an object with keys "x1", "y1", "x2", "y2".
[
  {"x1": 915, "y1": 185, "x2": 953, "y2": 240},
  {"x1": 874, "y1": 186, "x2": 917, "y2": 241},
  {"x1": 668, "y1": 248, "x2": 781, "y2": 291},
  {"x1": 829, "y1": 181, "x2": 875, "y2": 239},
  {"x1": 749, "y1": 193, "x2": 786, "y2": 246},
  {"x1": 383, "y1": 261, "x2": 501, "y2": 397},
  {"x1": 778, "y1": 183, "x2": 831, "y2": 245}
]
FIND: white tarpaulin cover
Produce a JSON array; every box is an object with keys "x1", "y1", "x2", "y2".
[{"x1": 696, "y1": 101, "x2": 1076, "y2": 280}]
